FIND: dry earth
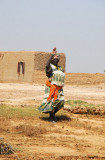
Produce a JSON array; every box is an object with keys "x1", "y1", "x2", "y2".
[
  {"x1": 0, "y1": 73, "x2": 105, "y2": 160},
  {"x1": 0, "y1": 114, "x2": 105, "y2": 160},
  {"x1": 0, "y1": 83, "x2": 105, "y2": 106}
]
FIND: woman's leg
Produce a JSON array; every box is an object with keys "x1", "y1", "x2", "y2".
[{"x1": 49, "y1": 112, "x2": 56, "y2": 121}]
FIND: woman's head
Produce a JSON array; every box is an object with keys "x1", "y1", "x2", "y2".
[{"x1": 51, "y1": 53, "x2": 60, "y2": 66}]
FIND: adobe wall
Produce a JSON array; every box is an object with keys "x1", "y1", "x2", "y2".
[
  {"x1": 0, "y1": 51, "x2": 35, "y2": 82},
  {"x1": 34, "y1": 52, "x2": 66, "y2": 71},
  {"x1": 32, "y1": 70, "x2": 47, "y2": 84},
  {"x1": 0, "y1": 51, "x2": 66, "y2": 83}
]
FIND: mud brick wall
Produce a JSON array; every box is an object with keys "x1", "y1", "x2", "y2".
[
  {"x1": 0, "y1": 51, "x2": 35, "y2": 82},
  {"x1": 0, "y1": 51, "x2": 66, "y2": 83},
  {"x1": 32, "y1": 70, "x2": 47, "y2": 84},
  {"x1": 34, "y1": 52, "x2": 66, "y2": 71},
  {"x1": 65, "y1": 73, "x2": 105, "y2": 85}
]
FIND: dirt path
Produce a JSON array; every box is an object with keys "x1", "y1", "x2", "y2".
[
  {"x1": 0, "y1": 83, "x2": 105, "y2": 106},
  {"x1": 0, "y1": 83, "x2": 105, "y2": 159},
  {"x1": 0, "y1": 113, "x2": 105, "y2": 160}
]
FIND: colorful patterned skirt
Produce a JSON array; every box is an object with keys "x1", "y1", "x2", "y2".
[{"x1": 38, "y1": 85, "x2": 64, "y2": 113}]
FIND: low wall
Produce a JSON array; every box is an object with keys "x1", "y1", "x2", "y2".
[
  {"x1": 32, "y1": 72, "x2": 105, "y2": 86},
  {"x1": 34, "y1": 52, "x2": 66, "y2": 71}
]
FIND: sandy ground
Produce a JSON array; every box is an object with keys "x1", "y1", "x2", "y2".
[
  {"x1": 0, "y1": 114, "x2": 105, "y2": 160},
  {"x1": 0, "y1": 82, "x2": 105, "y2": 160},
  {"x1": 0, "y1": 83, "x2": 105, "y2": 106}
]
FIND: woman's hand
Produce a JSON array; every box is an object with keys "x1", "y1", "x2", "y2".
[{"x1": 52, "y1": 47, "x2": 57, "y2": 55}]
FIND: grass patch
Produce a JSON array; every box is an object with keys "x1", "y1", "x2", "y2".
[
  {"x1": 0, "y1": 104, "x2": 68, "y2": 119},
  {"x1": 65, "y1": 100, "x2": 88, "y2": 106},
  {"x1": 65, "y1": 100, "x2": 105, "y2": 108},
  {"x1": 1, "y1": 101, "x2": 104, "y2": 118},
  {"x1": 0, "y1": 105, "x2": 41, "y2": 118}
]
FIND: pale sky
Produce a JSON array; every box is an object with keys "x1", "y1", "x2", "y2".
[{"x1": 0, "y1": 0, "x2": 105, "y2": 73}]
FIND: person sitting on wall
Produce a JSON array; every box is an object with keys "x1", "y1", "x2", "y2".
[{"x1": 38, "y1": 47, "x2": 65, "y2": 122}]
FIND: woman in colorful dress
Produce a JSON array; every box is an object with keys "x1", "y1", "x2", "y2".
[{"x1": 38, "y1": 48, "x2": 65, "y2": 121}]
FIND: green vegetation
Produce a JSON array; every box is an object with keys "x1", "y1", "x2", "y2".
[
  {"x1": 0, "y1": 104, "x2": 67, "y2": 119},
  {"x1": 65, "y1": 100, "x2": 88, "y2": 106},
  {"x1": 0, "y1": 105, "x2": 41, "y2": 118},
  {"x1": 0, "y1": 100, "x2": 105, "y2": 118},
  {"x1": 65, "y1": 100, "x2": 105, "y2": 108}
]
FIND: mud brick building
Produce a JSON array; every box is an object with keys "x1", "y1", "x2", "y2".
[{"x1": 0, "y1": 51, "x2": 66, "y2": 83}]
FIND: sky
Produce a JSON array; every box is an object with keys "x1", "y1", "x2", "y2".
[{"x1": 0, "y1": 0, "x2": 105, "y2": 73}]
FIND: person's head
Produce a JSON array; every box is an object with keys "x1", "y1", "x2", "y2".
[{"x1": 51, "y1": 53, "x2": 60, "y2": 66}]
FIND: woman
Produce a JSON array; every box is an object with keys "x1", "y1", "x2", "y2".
[{"x1": 38, "y1": 48, "x2": 65, "y2": 121}]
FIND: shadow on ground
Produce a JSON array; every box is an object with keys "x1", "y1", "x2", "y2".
[{"x1": 39, "y1": 114, "x2": 72, "y2": 122}]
